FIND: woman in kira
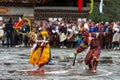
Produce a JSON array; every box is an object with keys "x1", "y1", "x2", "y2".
[{"x1": 29, "y1": 21, "x2": 51, "y2": 72}]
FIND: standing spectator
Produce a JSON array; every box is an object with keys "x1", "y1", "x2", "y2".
[
  {"x1": 97, "y1": 23, "x2": 105, "y2": 49},
  {"x1": 89, "y1": 22, "x2": 97, "y2": 33},
  {"x1": 112, "y1": 31, "x2": 120, "y2": 50},
  {"x1": 112, "y1": 21, "x2": 120, "y2": 50},
  {"x1": 21, "y1": 21, "x2": 30, "y2": 47},
  {"x1": 4, "y1": 18, "x2": 13, "y2": 47},
  {"x1": 104, "y1": 22, "x2": 113, "y2": 49},
  {"x1": 59, "y1": 21, "x2": 67, "y2": 48}
]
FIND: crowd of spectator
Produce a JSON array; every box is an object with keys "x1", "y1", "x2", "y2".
[{"x1": 0, "y1": 18, "x2": 120, "y2": 50}]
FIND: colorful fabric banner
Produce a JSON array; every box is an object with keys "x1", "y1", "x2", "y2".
[
  {"x1": 99, "y1": 0, "x2": 103, "y2": 13},
  {"x1": 13, "y1": 20, "x2": 23, "y2": 29},
  {"x1": 14, "y1": 18, "x2": 32, "y2": 35},
  {"x1": 89, "y1": 0, "x2": 94, "y2": 14},
  {"x1": 78, "y1": 0, "x2": 83, "y2": 12},
  {"x1": 13, "y1": 18, "x2": 31, "y2": 30}
]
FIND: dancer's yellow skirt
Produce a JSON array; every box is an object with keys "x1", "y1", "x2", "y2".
[{"x1": 29, "y1": 44, "x2": 50, "y2": 67}]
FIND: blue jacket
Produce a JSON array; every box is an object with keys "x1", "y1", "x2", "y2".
[{"x1": 89, "y1": 27, "x2": 97, "y2": 33}]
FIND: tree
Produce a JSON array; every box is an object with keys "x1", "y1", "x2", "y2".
[{"x1": 88, "y1": 0, "x2": 120, "y2": 23}]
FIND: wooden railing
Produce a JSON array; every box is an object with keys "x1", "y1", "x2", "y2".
[{"x1": 34, "y1": 7, "x2": 89, "y2": 20}]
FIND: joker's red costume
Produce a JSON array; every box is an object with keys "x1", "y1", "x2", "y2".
[{"x1": 75, "y1": 30, "x2": 101, "y2": 72}]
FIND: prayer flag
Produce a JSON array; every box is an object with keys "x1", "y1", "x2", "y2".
[
  {"x1": 13, "y1": 20, "x2": 23, "y2": 29},
  {"x1": 99, "y1": 0, "x2": 104, "y2": 13},
  {"x1": 89, "y1": 0, "x2": 94, "y2": 14},
  {"x1": 78, "y1": 0, "x2": 83, "y2": 12}
]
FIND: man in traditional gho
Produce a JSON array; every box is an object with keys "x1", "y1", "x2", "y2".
[
  {"x1": 59, "y1": 21, "x2": 67, "y2": 48},
  {"x1": 74, "y1": 29, "x2": 101, "y2": 73},
  {"x1": 89, "y1": 22, "x2": 97, "y2": 33},
  {"x1": 4, "y1": 18, "x2": 13, "y2": 47},
  {"x1": 21, "y1": 21, "x2": 30, "y2": 47},
  {"x1": 49, "y1": 21, "x2": 59, "y2": 47},
  {"x1": 112, "y1": 21, "x2": 120, "y2": 50},
  {"x1": 29, "y1": 21, "x2": 51, "y2": 72}
]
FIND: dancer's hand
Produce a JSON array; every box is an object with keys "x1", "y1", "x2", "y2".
[{"x1": 74, "y1": 51, "x2": 78, "y2": 55}]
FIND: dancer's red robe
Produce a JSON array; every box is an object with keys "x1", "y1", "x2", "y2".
[{"x1": 76, "y1": 32, "x2": 101, "y2": 65}]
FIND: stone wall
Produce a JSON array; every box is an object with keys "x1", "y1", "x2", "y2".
[{"x1": 7, "y1": 7, "x2": 34, "y2": 17}]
